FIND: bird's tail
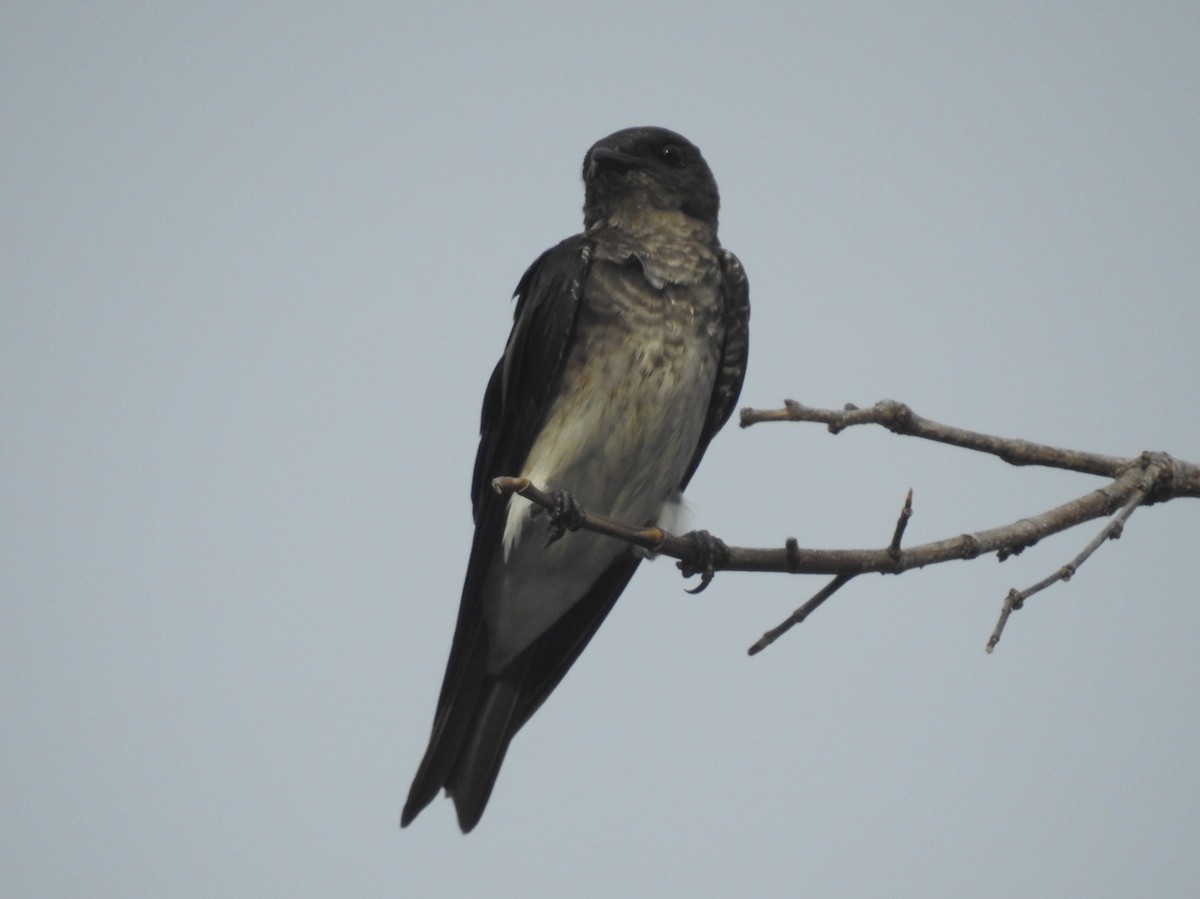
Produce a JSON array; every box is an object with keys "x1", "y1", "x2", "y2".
[
  {"x1": 401, "y1": 646, "x2": 529, "y2": 833},
  {"x1": 445, "y1": 669, "x2": 526, "y2": 832},
  {"x1": 402, "y1": 554, "x2": 639, "y2": 831}
]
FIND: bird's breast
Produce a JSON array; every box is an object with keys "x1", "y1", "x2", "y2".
[
  {"x1": 520, "y1": 253, "x2": 723, "y2": 525},
  {"x1": 484, "y1": 251, "x2": 725, "y2": 669}
]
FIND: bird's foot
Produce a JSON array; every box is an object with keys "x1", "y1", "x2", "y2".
[
  {"x1": 677, "y1": 529, "x2": 730, "y2": 594},
  {"x1": 536, "y1": 489, "x2": 585, "y2": 547}
]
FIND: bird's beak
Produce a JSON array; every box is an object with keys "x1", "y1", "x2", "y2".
[{"x1": 587, "y1": 146, "x2": 645, "y2": 179}]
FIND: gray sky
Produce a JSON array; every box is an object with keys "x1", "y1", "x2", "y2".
[{"x1": 4, "y1": 3, "x2": 1198, "y2": 896}]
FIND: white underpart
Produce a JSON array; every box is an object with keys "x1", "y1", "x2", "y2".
[{"x1": 642, "y1": 490, "x2": 689, "y2": 556}]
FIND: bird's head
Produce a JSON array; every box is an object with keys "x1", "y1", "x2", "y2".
[{"x1": 582, "y1": 126, "x2": 720, "y2": 234}]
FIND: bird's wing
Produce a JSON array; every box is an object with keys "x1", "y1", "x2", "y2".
[
  {"x1": 448, "y1": 235, "x2": 598, "y2": 711},
  {"x1": 404, "y1": 235, "x2": 642, "y2": 830},
  {"x1": 470, "y1": 236, "x2": 595, "y2": 517},
  {"x1": 680, "y1": 247, "x2": 750, "y2": 489}
]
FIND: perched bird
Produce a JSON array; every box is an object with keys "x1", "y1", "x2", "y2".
[{"x1": 402, "y1": 126, "x2": 750, "y2": 832}]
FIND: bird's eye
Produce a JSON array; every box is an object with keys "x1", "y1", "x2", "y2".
[{"x1": 660, "y1": 143, "x2": 683, "y2": 165}]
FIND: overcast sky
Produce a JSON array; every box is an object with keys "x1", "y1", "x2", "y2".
[{"x1": 4, "y1": 3, "x2": 1199, "y2": 897}]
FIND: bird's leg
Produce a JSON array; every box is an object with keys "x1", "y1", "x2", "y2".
[
  {"x1": 677, "y1": 529, "x2": 730, "y2": 594},
  {"x1": 536, "y1": 489, "x2": 585, "y2": 547}
]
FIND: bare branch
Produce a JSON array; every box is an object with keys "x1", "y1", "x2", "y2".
[
  {"x1": 492, "y1": 407, "x2": 1196, "y2": 655},
  {"x1": 497, "y1": 462, "x2": 1165, "y2": 579},
  {"x1": 741, "y1": 400, "x2": 1200, "y2": 497}
]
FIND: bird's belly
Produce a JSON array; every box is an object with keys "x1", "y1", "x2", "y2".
[{"x1": 482, "y1": 323, "x2": 718, "y2": 670}]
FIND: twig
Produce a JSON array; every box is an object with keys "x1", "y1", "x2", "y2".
[
  {"x1": 986, "y1": 591, "x2": 1023, "y2": 655},
  {"x1": 889, "y1": 489, "x2": 914, "y2": 560},
  {"x1": 491, "y1": 477, "x2": 710, "y2": 558},
  {"x1": 741, "y1": 400, "x2": 1200, "y2": 497},
  {"x1": 747, "y1": 574, "x2": 856, "y2": 655},
  {"x1": 747, "y1": 489, "x2": 916, "y2": 654},
  {"x1": 494, "y1": 465, "x2": 1157, "y2": 577},
  {"x1": 985, "y1": 456, "x2": 1167, "y2": 652}
]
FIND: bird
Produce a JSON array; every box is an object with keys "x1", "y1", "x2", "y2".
[{"x1": 402, "y1": 126, "x2": 750, "y2": 832}]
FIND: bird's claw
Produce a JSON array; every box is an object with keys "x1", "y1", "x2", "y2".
[
  {"x1": 678, "y1": 529, "x2": 730, "y2": 594},
  {"x1": 540, "y1": 489, "x2": 585, "y2": 547}
]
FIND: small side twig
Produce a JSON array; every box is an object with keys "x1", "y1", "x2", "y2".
[
  {"x1": 748, "y1": 574, "x2": 855, "y2": 655},
  {"x1": 889, "y1": 489, "x2": 914, "y2": 560},
  {"x1": 748, "y1": 489, "x2": 915, "y2": 654},
  {"x1": 985, "y1": 456, "x2": 1166, "y2": 652}
]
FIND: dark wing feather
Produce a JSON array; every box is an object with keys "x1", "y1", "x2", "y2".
[
  {"x1": 444, "y1": 552, "x2": 638, "y2": 830},
  {"x1": 471, "y1": 237, "x2": 596, "y2": 515},
  {"x1": 404, "y1": 235, "x2": 619, "y2": 831},
  {"x1": 680, "y1": 247, "x2": 750, "y2": 489}
]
